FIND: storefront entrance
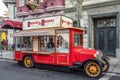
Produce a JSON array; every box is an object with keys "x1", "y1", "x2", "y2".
[{"x1": 94, "y1": 16, "x2": 116, "y2": 57}]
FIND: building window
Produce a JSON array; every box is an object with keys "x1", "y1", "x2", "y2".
[
  {"x1": 19, "y1": 0, "x2": 25, "y2": 6},
  {"x1": 34, "y1": 0, "x2": 39, "y2": 4},
  {"x1": 27, "y1": 0, "x2": 39, "y2": 10},
  {"x1": 27, "y1": 0, "x2": 39, "y2": 4}
]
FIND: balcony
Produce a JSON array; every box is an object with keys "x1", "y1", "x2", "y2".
[
  {"x1": 46, "y1": 0, "x2": 65, "y2": 12},
  {"x1": 45, "y1": 6, "x2": 65, "y2": 12},
  {"x1": 16, "y1": 6, "x2": 29, "y2": 17},
  {"x1": 29, "y1": 9, "x2": 45, "y2": 15},
  {"x1": 16, "y1": 12, "x2": 29, "y2": 17}
]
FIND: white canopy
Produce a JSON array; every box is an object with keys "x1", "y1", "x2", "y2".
[{"x1": 11, "y1": 29, "x2": 55, "y2": 37}]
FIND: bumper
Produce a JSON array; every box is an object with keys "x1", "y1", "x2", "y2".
[
  {"x1": 100, "y1": 56, "x2": 110, "y2": 67},
  {"x1": 102, "y1": 56, "x2": 110, "y2": 60}
]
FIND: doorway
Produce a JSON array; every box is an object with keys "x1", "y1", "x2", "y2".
[{"x1": 94, "y1": 16, "x2": 116, "y2": 57}]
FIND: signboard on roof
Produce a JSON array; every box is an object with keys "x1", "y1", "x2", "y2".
[
  {"x1": 61, "y1": 16, "x2": 73, "y2": 28},
  {"x1": 23, "y1": 16, "x2": 73, "y2": 30}
]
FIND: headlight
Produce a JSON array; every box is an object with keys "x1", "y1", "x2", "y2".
[{"x1": 94, "y1": 50, "x2": 103, "y2": 60}]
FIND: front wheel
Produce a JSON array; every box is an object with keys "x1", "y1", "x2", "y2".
[
  {"x1": 84, "y1": 61, "x2": 102, "y2": 78},
  {"x1": 103, "y1": 59, "x2": 109, "y2": 72},
  {"x1": 23, "y1": 56, "x2": 34, "y2": 68}
]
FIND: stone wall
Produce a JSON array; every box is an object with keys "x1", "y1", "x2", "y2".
[
  {"x1": 87, "y1": 5, "x2": 120, "y2": 15},
  {"x1": 83, "y1": 3, "x2": 120, "y2": 58}
]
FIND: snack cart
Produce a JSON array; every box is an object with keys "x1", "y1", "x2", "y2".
[{"x1": 12, "y1": 16, "x2": 110, "y2": 77}]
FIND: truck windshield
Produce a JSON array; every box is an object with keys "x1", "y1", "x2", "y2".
[{"x1": 74, "y1": 33, "x2": 82, "y2": 46}]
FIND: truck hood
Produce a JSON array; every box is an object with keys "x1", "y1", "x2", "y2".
[{"x1": 75, "y1": 48, "x2": 97, "y2": 55}]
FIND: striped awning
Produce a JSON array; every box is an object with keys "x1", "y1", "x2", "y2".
[
  {"x1": 1, "y1": 20, "x2": 22, "y2": 30},
  {"x1": 11, "y1": 29, "x2": 55, "y2": 37}
]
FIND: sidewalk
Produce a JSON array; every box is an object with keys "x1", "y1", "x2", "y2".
[
  {"x1": 0, "y1": 51, "x2": 120, "y2": 74},
  {"x1": 0, "y1": 51, "x2": 14, "y2": 60},
  {"x1": 108, "y1": 57, "x2": 120, "y2": 74}
]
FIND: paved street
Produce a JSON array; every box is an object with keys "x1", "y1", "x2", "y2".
[
  {"x1": 0, "y1": 60, "x2": 99, "y2": 80},
  {"x1": 0, "y1": 51, "x2": 120, "y2": 80},
  {"x1": 0, "y1": 60, "x2": 120, "y2": 80}
]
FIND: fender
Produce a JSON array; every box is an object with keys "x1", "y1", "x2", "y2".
[
  {"x1": 102, "y1": 55, "x2": 110, "y2": 61},
  {"x1": 72, "y1": 59, "x2": 103, "y2": 69},
  {"x1": 83, "y1": 59, "x2": 103, "y2": 66}
]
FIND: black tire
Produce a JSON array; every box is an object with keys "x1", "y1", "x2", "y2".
[
  {"x1": 84, "y1": 61, "x2": 102, "y2": 78},
  {"x1": 23, "y1": 55, "x2": 34, "y2": 68},
  {"x1": 103, "y1": 59, "x2": 110, "y2": 72}
]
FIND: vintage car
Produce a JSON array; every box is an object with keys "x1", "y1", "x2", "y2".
[{"x1": 12, "y1": 16, "x2": 110, "y2": 77}]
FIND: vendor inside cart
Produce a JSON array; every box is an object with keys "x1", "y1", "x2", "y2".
[{"x1": 48, "y1": 39, "x2": 54, "y2": 48}]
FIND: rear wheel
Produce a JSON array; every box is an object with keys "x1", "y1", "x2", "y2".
[
  {"x1": 84, "y1": 61, "x2": 102, "y2": 77},
  {"x1": 103, "y1": 59, "x2": 109, "y2": 72},
  {"x1": 23, "y1": 56, "x2": 34, "y2": 68}
]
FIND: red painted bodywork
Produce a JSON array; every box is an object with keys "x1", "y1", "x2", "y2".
[{"x1": 14, "y1": 28, "x2": 97, "y2": 67}]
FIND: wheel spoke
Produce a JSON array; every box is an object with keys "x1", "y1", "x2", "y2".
[
  {"x1": 85, "y1": 62, "x2": 101, "y2": 77},
  {"x1": 24, "y1": 56, "x2": 33, "y2": 68}
]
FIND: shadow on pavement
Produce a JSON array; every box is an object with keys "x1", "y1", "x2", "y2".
[{"x1": 110, "y1": 76, "x2": 120, "y2": 80}]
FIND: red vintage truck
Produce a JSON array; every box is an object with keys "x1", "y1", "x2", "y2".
[{"x1": 12, "y1": 16, "x2": 109, "y2": 77}]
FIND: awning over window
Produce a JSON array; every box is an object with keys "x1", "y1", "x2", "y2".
[
  {"x1": 11, "y1": 29, "x2": 55, "y2": 37},
  {"x1": 1, "y1": 20, "x2": 22, "y2": 30}
]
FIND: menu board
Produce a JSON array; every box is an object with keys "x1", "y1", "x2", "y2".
[{"x1": 33, "y1": 37, "x2": 38, "y2": 51}]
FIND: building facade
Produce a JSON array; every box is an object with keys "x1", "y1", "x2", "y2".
[
  {"x1": 64, "y1": 0, "x2": 120, "y2": 58},
  {"x1": 16, "y1": 0, "x2": 65, "y2": 19},
  {"x1": 2, "y1": 0, "x2": 120, "y2": 58},
  {"x1": 82, "y1": 0, "x2": 120, "y2": 58},
  {"x1": 2, "y1": 0, "x2": 22, "y2": 48}
]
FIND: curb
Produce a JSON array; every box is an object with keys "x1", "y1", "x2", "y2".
[
  {"x1": 107, "y1": 71, "x2": 120, "y2": 75},
  {"x1": 0, "y1": 58, "x2": 14, "y2": 61}
]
